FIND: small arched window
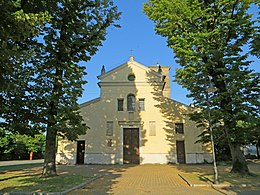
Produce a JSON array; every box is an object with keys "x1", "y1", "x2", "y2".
[{"x1": 127, "y1": 94, "x2": 136, "y2": 111}]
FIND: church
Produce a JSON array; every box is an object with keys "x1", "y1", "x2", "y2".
[{"x1": 56, "y1": 56, "x2": 212, "y2": 164}]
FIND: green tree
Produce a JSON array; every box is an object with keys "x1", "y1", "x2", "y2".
[
  {"x1": 144, "y1": 0, "x2": 259, "y2": 175},
  {"x1": 0, "y1": 0, "x2": 50, "y2": 134},
  {"x1": 0, "y1": 130, "x2": 46, "y2": 160},
  {"x1": 0, "y1": 0, "x2": 119, "y2": 177},
  {"x1": 29, "y1": 0, "x2": 120, "y2": 177}
]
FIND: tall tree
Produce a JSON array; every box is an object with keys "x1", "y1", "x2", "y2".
[
  {"x1": 144, "y1": 0, "x2": 259, "y2": 175},
  {"x1": 30, "y1": 0, "x2": 120, "y2": 177},
  {"x1": 0, "y1": 0, "x2": 50, "y2": 134},
  {"x1": 1, "y1": 0, "x2": 120, "y2": 177}
]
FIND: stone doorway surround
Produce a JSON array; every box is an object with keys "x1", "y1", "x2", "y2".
[{"x1": 118, "y1": 121, "x2": 143, "y2": 165}]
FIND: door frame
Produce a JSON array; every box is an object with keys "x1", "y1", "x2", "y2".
[
  {"x1": 118, "y1": 122, "x2": 143, "y2": 165},
  {"x1": 76, "y1": 140, "x2": 85, "y2": 164},
  {"x1": 123, "y1": 128, "x2": 140, "y2": 164},
  {"x1": 176, "y1": 140, "x2": 186, "y2": 164}
]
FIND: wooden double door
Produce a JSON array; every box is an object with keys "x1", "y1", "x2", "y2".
[{"x1": 123, "y1": 128, "x2": 140, "y2": 164}]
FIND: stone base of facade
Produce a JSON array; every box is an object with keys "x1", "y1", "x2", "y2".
[
  {"x1": 56, "y1": 152, "x2": 213, "y2": 165},
  {"x1": 185, "y1": 153, "x2": 213, "y2": 164},
  {"x1": 56, "y1": 152, "x2": 76, "y2": 165},
  {"x1": 84, "y1": 153, "x2": 121, "y2": 164},
  {"x1": 140, "y1": 153, "x2": 176, "y2": 164}
]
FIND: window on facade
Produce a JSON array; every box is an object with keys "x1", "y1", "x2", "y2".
[
  {"x1": 149, "y1": 121, "x2": 156, "y2": 136},
  {"x1": 175, "y1": 123, "x2": 184, "y2": 134},
  {"x1": 107, "y1": 139, "x2": 112, "y2": 147},
  {"x1": 138, "y1": 98, "x2": 145, "y2": 111},
  {"x1": 106, "y1": 121, "x2": 113, "y2": 136},
  {"x1": 127, "y1": 94, "x2": 136, "y2": 111},
  {"x1": 128, "y1": 74, "x2": 135, "y2": 81},
  {"x1": 117, "y1": 99, "x2": 124, "y2": 111}
]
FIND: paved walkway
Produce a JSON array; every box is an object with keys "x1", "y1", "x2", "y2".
[{"x1": 57, "y1": 164, "x2": 258, "y2": 195}]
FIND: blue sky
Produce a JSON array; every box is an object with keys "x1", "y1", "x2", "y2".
[{"x1": 79, "y1": 1, "x2": 259, "y2": 106}]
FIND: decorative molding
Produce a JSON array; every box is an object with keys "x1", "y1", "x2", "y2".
[
  {"x1": 118, "y1": 120, "x2": 144, "y2": 126},
  {"x1": 98, "y1": 81, "x2": 164, "y2": 87}
]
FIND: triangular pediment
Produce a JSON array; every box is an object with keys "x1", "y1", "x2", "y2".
[{"x1": 97, "y1": 56, "x2": 163, "y2": 83}]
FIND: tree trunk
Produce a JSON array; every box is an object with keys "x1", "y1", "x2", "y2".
[
  {"x1": 41, "y1": 68, "x2": 63, "y2": 177},
  {"x1": 41, "y1": 124, "x2": 58, "y2": 177},
  {"x1": 256, "y1": 142, "x2": 260, "y2": 159},
  {"x1": 229, "y1": 143, "x2": 249, "y2": 175}
]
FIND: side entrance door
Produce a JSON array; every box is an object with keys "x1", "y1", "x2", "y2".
[
  {"x1": 176, "y1": 140, "x2": 186, "y2": 164},
  {"x1": 123, "y1": 128, "x2": 139, "y2": 164},
  {"x1": 76, "y1": 140, "x2": 85, "y2": 164}
]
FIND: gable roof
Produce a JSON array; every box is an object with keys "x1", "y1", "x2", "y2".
[
  {"x1": 97, "y1": 56, "x2": 164, "y2": 80},
  {"x1": 79, "y1": 97, "x2": 101, "y2": 108}
]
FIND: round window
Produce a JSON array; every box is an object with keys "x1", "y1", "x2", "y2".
[{"x1": 128, "y1": 74, "x2": 135, "y2": 81}]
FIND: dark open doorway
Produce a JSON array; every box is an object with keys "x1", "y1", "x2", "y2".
[{"x1": 76, "y1": 140, "x2": 85, "y2": 164}]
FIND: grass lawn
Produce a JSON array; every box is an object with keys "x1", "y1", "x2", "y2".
[
  {"x1": 182, "y1": 172, "x2": 260, "y2": 185},
  {"x1": 0, "y1": 166, "x2": 93, "y2": 193},
  {"x1": 179, "y1": 160, "x2": 260, "y2": 186},
  {"x1": 180, "y1": 172, "x2": 213, "y2": 185},
  {"x1": 0, "y1": 163, "x2": 43, "y2": 172}
]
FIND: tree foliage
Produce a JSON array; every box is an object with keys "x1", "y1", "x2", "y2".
[
  {"x1": 0, "y1": 0, "x2": 50, "y2": 134},
  {"x1": 1, "y1": 0, "x2": 120, "y2": 177},
  {"x1": 144, "y1": 0, "x2": 259, "y2": 175},
  {"x1": 33, "y1": 0, "x2": 120, "y2": 177},
  {"x1": 0, "y1": 129, "x2": 45, "y2": 160},
  {"x1": 250, "y1": 1, "x2": 260, "y2": 57},
  {"x1": 32, "y1": 0, "x2": 120, "y2": 141}
]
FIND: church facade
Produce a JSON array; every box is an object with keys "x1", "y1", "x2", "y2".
[{"x1": 56, "y1": 57, "x2": 212, "y2": 165}]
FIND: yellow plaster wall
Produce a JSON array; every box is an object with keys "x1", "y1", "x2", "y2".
[{"x1": 57, "y1": 58, "x2": 211, "y2": 164}]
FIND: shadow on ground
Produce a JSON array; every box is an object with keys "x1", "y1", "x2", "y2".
[
  {"x1": 173, "y1": 159, "x2": 260, "y2": 194},
  {"x1": 1, "y1": 162, "x2": 260, "y2": 194},
  {"x1": 0, "y1": 166, "x2": 87, "y2": 193},
  {"x1": 59, "y1": 164, "x2": 137, "y2": 194}
]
